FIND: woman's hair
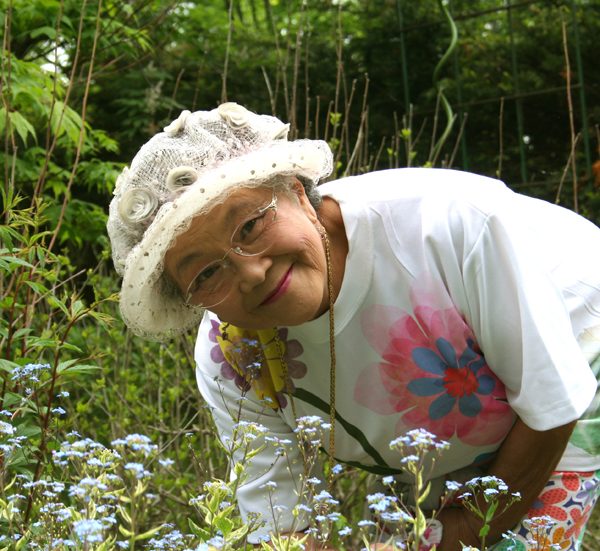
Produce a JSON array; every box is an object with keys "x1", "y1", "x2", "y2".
[
  {"x1": 296, "y1": 175, "x2": 323, "y2": 212},
  {"x1": 263, "y1": 173, "x2": 323, "y2": 212}
]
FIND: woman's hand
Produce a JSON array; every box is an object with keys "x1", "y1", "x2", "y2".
[{"x1": 434, "y1": 417, "x2": 577, "y2": 551}]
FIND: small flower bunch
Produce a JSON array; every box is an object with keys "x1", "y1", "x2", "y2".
[
  {"x1": 357, "y1": 485, "x2": 416, "y2": 551},
  {"x1": 226, "y1": 337, "x2": 266, "y2": 384},
  {"x1": 111, "y1": 433, "x2": 158, "y2": 457},
  {"x1": 223, "y1": 420, "x2": 271, "y2": 491},
  {"x1": 293, "y1": 416, "x2": 332, "y2": 489},
  {"x1": 305, "y1": 489, "x2": 343, "y2": 544},
  {"x1": 146, "y1": 524, "x2": 208, "y2": 551},
  {"x1": 10, "y1": 363, "x2": 52, "y2": 386},
  {"x1": 0, "y1": 415, "x2": 28, "y2": 467},
  {"x1": 255, "y1": 415, "x2": 347, "y2": 550},
  {"x1": 458, "y1": 476, "x2": 521, "y2": 551},
  {"x1": 390, "y1": 428, "x2": 451, "y2": 464},
  {"x1": 15, "y1": 434, "x2": 127, "y2": 549},
  {"x1": 230, "y1": 420, "x2": 269, "y2": 450},
  {"x1": 386, "y1": 429, "x2": 452, "y2": 550},
  {"x1": 521, "y1": 515, "x2": 560, "y2": 551},
  {"x1": 109, "y1": 433, "x2": 166, "y2": 547},
  {"x1": 354, "y1": 430, "x2": 458, "y2": 551},
  {"x1": 292, "y1": 416, "x2": 343, "y2": 542}
]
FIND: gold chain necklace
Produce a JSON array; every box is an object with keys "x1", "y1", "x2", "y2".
[{"x1": 274, "y1": 224, "x2": 336, "y2": 494}]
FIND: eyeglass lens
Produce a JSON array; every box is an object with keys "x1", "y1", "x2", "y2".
[{"x1": 185, "y1": 193, "x2": 277, "y2": 308}]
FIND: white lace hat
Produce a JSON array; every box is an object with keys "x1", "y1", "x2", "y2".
[{"x1": 107, "y1": 103, "x2": 333, "y2": 341}]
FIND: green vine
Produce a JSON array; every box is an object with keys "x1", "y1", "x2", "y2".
[{"x1": 431, "y1": 0, "x2": 458, "y2": 162}]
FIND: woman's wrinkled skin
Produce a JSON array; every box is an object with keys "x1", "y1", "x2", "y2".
[{"x1": 163, "y1": 179, "x2": 348, "y2": 330}]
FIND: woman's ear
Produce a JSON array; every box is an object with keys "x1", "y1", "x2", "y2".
[{"x1": 290, "y1": 177, "x2": 318, "y2": 219}]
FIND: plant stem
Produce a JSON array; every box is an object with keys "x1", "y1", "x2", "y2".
[
  {"x1": 562, "y1": 15, "x2": 578, "y2": 212},
  {"x1": 497, "y1": 97, "x2": 505, "y2": 179},
  {"x1": 167, "y1": 68, "x2": 185, "y2": 121},
  {"x1": 221, "y1": 0, "x2": 234, "y2": 104}
]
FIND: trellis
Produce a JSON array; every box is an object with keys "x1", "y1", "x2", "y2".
[{"x1": 395, "y1": 0, "x2": 592, "y2": 186}]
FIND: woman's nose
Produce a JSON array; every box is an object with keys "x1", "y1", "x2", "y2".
[{"x1": 233, "y1": 254, "x2": 273, "y2": 294}]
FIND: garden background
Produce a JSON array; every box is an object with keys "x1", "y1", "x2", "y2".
[{"x1": 2, "y1": 0, "x2": 600, "y2": 547}]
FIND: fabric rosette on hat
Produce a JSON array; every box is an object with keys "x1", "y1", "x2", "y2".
[{"x1": 107, "y1": 103, "x2": 333, "y2": 341}]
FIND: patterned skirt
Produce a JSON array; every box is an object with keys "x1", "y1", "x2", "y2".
[{"x1": 489, "y1": 470, "x2": 600, "y2": 551}]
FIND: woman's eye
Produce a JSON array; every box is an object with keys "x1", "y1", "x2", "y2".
[
  {"x1": 239, "y1": 214, "x2": 265, "y2": 241},
  {"x1": 190, "y1": 265, "x2": 220, "y2": 290}
]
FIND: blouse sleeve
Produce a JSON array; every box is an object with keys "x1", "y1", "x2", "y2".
[
  {"x1": 461, "y1": 205, "x2": 597, "y2": 431},
  {"x1": 194, "y1": 314, "x2": 314, "y2": 543}
]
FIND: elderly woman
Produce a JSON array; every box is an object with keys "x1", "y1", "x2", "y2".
[{"x1": 107, "y1": 103, "x2": 600, "y2": 551}]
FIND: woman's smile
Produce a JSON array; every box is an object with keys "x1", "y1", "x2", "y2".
[
  {"x1": 260, "y1": 265, "x2": 294, "y2": 306},
  {"x1": 163, "y1": 184, "x2": 345, "y2": 330}
]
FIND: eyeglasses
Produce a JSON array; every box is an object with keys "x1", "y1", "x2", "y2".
[{"x1": 184, "y1": 190, "x2": 278, "y2": 308}]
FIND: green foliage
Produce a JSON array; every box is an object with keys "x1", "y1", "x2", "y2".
[
  {"x1": 1, "y1": 0, "x2": 166, "y2": 255},
  {"x1": 0, "y1": 55, "x2": 121, "y2": 255},
  {"x1": 189, "y1": 477, "x2": 262, "y2": 546}
]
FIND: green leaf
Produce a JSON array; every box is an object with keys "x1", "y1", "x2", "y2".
[
  {"x1": 30, "y1": 26, "x2": 57, "y2": 40},
  {"x1": 50, "y1": 101, "x2": 83, "y2": 144},
  {"x1": 48, "y1": 296, "x2": 69, "y2": 317},
  {"x1": 12, "y1": 327, "x2": 33, "y2": 340},
  {"x1": 72, "y1": 299, "x2": 86, "y2": 318},
  {"x1": 118, "y1": 526, "x2": 134, "y2": 538},
  {"x1": 0, "y1": 255, "x2": 34, "y2": 269},
  {"x1": 58, "y1": 342, "x2": 83, "y2": 353},
  {"x1": 485, "y1": 500, "x2": 499, "y2": 522},
  {"x1": 25, "y1": 280, "x2": 49, "y2": 295},
  {"x1": 0, "y1": 359, "x2": 19, "y2": 373},
  {"x1": 329, "y1": 112, "x2": 342, "y2": 127},
  {"x1": 188, "y1": 519, "x2": 210, "y2": 541},
  {"x1": 25, "y1": 337, "x2": 58, "y2": 349},
  {"x1": 418, "y1": 481, "x2": 431, "y2": 504},
  {"x1": 8, "y1": 111, "x2": 37, "y2": 146},
  {"x1": 478, "y1": 524, "x2": 490, "y2": 538},
  {"x1": 36, "y1": 245, "x2": 46, "y2": 268},
  {"x1": 570, "y1": 419, "x2": 600, "y2": 456},
  {"x1": 214, "y1": 516, "x2": 234, "y2": 537},
  {"x1": 56, "y1": 359, "x2": 78, "y2": 372},
  {"x1": 0, "y1": 225, "x2": 20, "y2": 251},
  {"x1": 88, "y1": 310, "x2": 113, "y2": 331},
  {"x1": 16, "y1": 424, "x2": 42, "y2": 439},
  {"x1": 15, "y1": 530, "x2": 29, "y2": 551},
  {"x1": 57, "y1": 363, "x2": 100, "y2": 375},
  {"x1": 1, "y1": 391, "x2": 24, "y2": 408},
  {"x1": 134, "y1": 525, "x2": 163, "y2": 541},
  {"x1": 227, "y1": 524, "x2": 256, "y2": 544}
]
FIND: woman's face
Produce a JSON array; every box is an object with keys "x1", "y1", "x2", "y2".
[{"x1": 163, "y1": 183, "x2": 329, "y2": 329}]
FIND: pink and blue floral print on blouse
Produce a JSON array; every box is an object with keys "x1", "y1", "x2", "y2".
[{"x1": 354, "y1": 273, "x2": 515, "y2": 446}]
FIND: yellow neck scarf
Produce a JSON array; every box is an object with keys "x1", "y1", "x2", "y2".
[{"x1": 216, "y1": 323, "x2": 286, "y2": 410}]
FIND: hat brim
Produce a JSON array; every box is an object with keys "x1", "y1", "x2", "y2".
[{"x1": 119, "y1": 139, "x2": 331, "y2": 340}]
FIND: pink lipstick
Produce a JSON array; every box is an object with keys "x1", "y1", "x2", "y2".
[{"x1": 261, "y1": 266, "x2": 293, "y2": 306}]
